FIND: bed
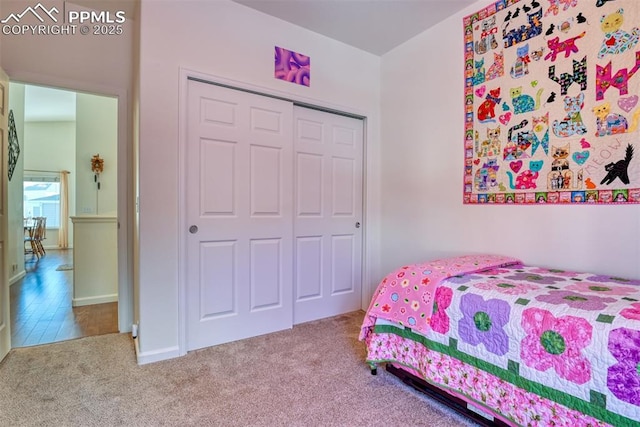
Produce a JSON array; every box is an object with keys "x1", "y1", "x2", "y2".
[{"x1": 359, "y1": 255, "x2": 640, "y2": 427}]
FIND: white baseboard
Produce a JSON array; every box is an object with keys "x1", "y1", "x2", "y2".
[
  {"x1": 135, "y1": 343, "x2": 181, "y2": 365},
  {"x1": 9, "y1": 271, "x2": 26, "y2": 285},
  {"x1": 72, "y1": 294, "x2": 118, "y2": 307}
]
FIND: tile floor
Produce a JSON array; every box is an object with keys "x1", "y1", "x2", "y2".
[{"x1": 10, "y1": 249, "x2": 119, "y2": 347}]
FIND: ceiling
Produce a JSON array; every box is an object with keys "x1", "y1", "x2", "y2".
[
  {"x1": 233, "y1": 0, "x2": 477, "y2": 56},
  {"x1": 24, "y1": 85, "x2": 76, "y2": 122}
]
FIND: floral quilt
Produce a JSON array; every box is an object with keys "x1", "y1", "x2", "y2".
[{"x1": 361, "y1": 258, "x2": 640, "y2": 426}]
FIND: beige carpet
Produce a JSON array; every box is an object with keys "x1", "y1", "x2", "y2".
[{"x1": 0, "y1": 311, "x2": 477, "y2": 426}]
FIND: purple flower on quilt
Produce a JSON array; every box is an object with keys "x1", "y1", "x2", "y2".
[
  {"x1": 430, "y1": 286, "x2": 453, "y2": 334},
  {"x1": 607, "y1": 327, "x2": 640, "y2": 406},
  {"x1": 474, "y1": 279, "x2": 539, "y2": 296},
  {"x1": 566, "y1": 281, "x2": 638, "y2": 297},
  {"x1": 503, "y1": 272, "x2": 565, "y2": 285},
  {"x1": 536, "y1": 290, "x2": 617, "y2": 311},
  {"x1": 521, "y1": 308, "x2": 592, "y2": 384},
  {"x1": 447, "y1": 274, "x2": 482, "y2": 284},
  {"x1": 458, "y1": 293, "x2": 510, "y2": 355},
  {"x1": 585, "y1": 275, "x2": 640, "y2": 286}
]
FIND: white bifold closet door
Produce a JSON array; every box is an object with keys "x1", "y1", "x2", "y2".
[{"x1": 186, "y1": 79, "x2": 362, "y2": 351}]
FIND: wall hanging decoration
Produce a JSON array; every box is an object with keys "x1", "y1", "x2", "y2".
[
  {"x1": 8, "y1": 109, "x2": 19, "y2": 181},
  {"x1": 91, "y1": 154, "x2": 104, "y2": 190},
  {"x1": 275, "y1": 46, "x2": 310, "y2": 87},
  {"x1": 463, "y1": 0, "x2": 640, "y2": 204}
]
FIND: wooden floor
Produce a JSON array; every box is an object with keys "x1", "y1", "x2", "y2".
[{"x1": 10, "y1": 249, "x2": 119, "y2": 348}]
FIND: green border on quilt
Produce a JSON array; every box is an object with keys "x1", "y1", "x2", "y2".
[{"x1": 373, "y1": 324, "x2": 638, "y2": 427}]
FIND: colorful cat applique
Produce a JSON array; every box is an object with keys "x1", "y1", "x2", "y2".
[
  {"x1": 592, "y1": 101, "x2": 640, "y2": 137},
  {"x1": 552, "y1": 92, "x2": 587, "y2": 137},
  {"x1": 504, "y1": 8, "x2": 543, "y2": 48},
  {"x1": 531, "y1": 113, "x2": 550, "y2": 155},
  {"x1": 475, "y1": 158, "x2": 500, "y2": 191},
  {"x1": 507, "y1": 160, "x2": 543, "y2": 189},
  {"x1": 477, "y1": 88, "x2": 502, "y2": 123},
  {"x1": 598, "y1": 8, "x2": 640, "y2": 59},
  {"x1": 475, "y1": 126, "x2": 502, "y2": 157},
  {"x1": 545, "y1": 0, "x2": 578, "y2": 17},
  {"x1": 475, "y1": 16, "x2": 499, "y2": 55},
  {"x1": 510, "y1": 86, "x2": 544, "y2": 114},
  {"x1": 510, "y1": 44, "x2": 531, "y2": 78},
  {"x1": 486, "y1": 51, "x2": 505, "y2": 81},
  {"x1": 595, "y1": 51, "x2": 640, "y2": 101},
  {"x1": 547, "y1": 144, "x2": 576, "y2": 190},
  {"x1": 548, "y1": 56, "x2": 587, "y2": 95},
  {"x1": 544, "y1": 31, "x2": 585, "y2": 61},
  {"x1": 503, "y1": 119, "x2": 533, "y2": 160},
  {"x1": 472, "y1": 58, "x2": 486, "y2": 86}
]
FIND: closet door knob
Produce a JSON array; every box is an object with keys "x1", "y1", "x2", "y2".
[
  {"x1": 355, "y1": 222, "x2": 361, "y2": 228},
  {"x1": 189, "y1": 225, "x2": 198, "y2": 234}
]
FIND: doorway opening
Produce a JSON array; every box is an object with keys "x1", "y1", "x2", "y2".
[{"x1": 8, "y1": 83, "x2": 119, "y2": 347}]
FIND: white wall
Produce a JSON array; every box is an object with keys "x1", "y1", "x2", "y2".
[
  {"x1": 138, "y1": 0, "x2": 381, "y2": 361},
  {"x1": 24, "y1": 120, "x2": 76, "y2": 247},
  {"x1": 7, "y1": 83, "x2": 25, "y2": 283},
  {"x1": 75, "y1": 93, "x2": 118, "y2": 216},
  {"x1": 379, "y1": 0, "x2": 640, "y2": 279},
  {"x1": 1, "y1": 1, "x2": 133, "y2": 96}
]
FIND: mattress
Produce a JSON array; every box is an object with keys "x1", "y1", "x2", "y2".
[{"x1": 360, "y1": 255, "x2": 640, "y2": 426}]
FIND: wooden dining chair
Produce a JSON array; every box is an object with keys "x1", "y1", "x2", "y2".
[
  {"x1": 24, "y1": 218, "x2": 39, "y2": 258},
  {"x1": 24, "y1": 217, "x2": 46, "y2": 259},
  {"x1": 34, "y1": 217, "x2": 47, "y2": 257}
]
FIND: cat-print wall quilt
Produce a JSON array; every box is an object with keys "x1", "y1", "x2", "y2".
[{"x1": 464, "y1": 0, "x2": 640, "y2": 204}]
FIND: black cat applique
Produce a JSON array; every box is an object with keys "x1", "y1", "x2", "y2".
[{"x1": 601, "y1": 144, "x2": 634, "y2": 185}]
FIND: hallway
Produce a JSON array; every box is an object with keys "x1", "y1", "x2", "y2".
[{"x1": 10, "y1": 249, "x2": 118, "y2": 347}]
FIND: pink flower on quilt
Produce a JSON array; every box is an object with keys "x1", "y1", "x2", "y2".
[
  {"x1": 521, "y1": 308, "x2": 592, "y2": 384},
  {"x1": 566, "y1": 281, "x2": 638, "y2": 296},
  {"x1": 607, "y1": 327, "x2": 640, "y2": 406},
  {"x1": 474, "y1": 279, "x2": 539, "y2": 295},
  {"x1": 458, "y1": 293, "x2": 510, "y2": 355},
  {"x1": 421, "y1": 291, "x2": 432, "y2": 304},
  {"x1": 621, "y1": 302, "x2": 640, "y2": 321},
  {"x1": 429, "y1": 286, "x2": 453, "y2": 334},
  {"x1": 536, "y1": 290, "x2": 617, "y2": 311}
]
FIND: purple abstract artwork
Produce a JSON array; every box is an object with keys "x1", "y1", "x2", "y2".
[{"x1": 275, "y1": 46, "x2": 310, "y2": 87}]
